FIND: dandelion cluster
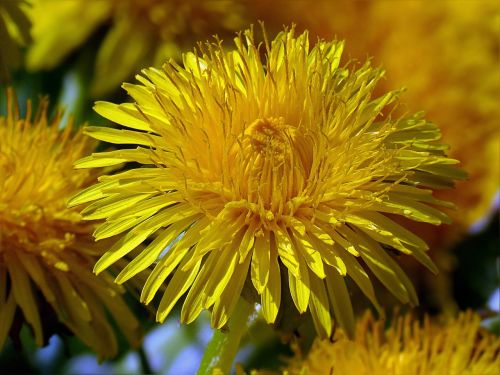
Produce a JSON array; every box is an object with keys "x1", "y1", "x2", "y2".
[
  {"x1": 71, "y1": 27, "x2": 465, "y2": 338},
  {"x1": 0, "y1": 91, "x2": 142, "y2": 359}
]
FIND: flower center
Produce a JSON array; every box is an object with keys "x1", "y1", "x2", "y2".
[{"x1": 244, "y1": 117, "x2": 296, "y2": 161}]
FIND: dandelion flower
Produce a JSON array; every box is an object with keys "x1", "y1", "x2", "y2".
[
  {"x1": 0, "y1": 90, "x2": 142, "y2": 359},
  {"x1": 278, "y1": 311, "x2": 500, "y2": 375},
  {"x1": 0, "y1": 0, "x2": 31, "y2": 80},
  {"x1": 71, "y1": 27, "x2": 465, "y2": 337},
  {"x1": 27, "y1": 0, "x2": 247, "y2": 95}
]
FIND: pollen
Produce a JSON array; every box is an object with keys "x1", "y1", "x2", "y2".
[{"x1": 244, "y1": 117, "x2": 296, "y2": 157}]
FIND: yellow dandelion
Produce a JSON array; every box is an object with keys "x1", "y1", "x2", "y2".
[
  {"x1": 0, "y1": 90, "x2": 142, "y2": 359},
  {"x1": 70, "y1": 27, "x2": 465, "y2": 337},
  {"x1": 27, "y1": 0, "x2": 247, "y2": 96},
  {"x1": 278, "y1": 311, "x2": 500, "y2": 375},
  {"x1": 0, "y1": 0, "x2": 31, "y2": 80}
]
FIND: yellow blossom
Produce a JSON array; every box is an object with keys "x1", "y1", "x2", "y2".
[
  {"x1": 0, "y1": 90, "x2": 142, "y2": 359},
  {"x1": 70, "y1": 27, "x2": 465, "y2": 337},
  {"x1": 277, "y1": 311, "x2": 500, "y2": 375},
  {"x1": 27, "y1": 0, "x2": 247, "y2": 96}
]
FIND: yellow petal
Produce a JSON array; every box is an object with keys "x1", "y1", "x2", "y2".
[
  {"x1": 275, "y1": 227, "x2": 300, "y2": 277},
  {"x1": 324, "y1": 265, "x2": 355, "y2": 338},
  {"x1": 81, "y1": 193, "x2": 150, "y2": 220},
  {"x1": 115, "y1": 216, "x2": 196, "y2": 284},
  {"x1": 261, "y1": 238, "x2": 281, "y2": 324},
  {"x1": 6, "y1": 253, "x2": 43, "y2": 346},
  {"x1": 294, "y1": 231, "x2": 326, "y2": 279},
  {"x1": 53, "y1": 271, "x2": 92, "y2": 323},
  {"x1": 288, "y1": 267, "x2": 310, "y2": 314},
  {"x1": 157, "y1": 253, "x2": 202, "y2": 323},
  {"x1": 203, "y1": 247, "x2": 239, "y2": 309},
  {"x1": 94, "y1": 101, "x2": 153, "y2": 132},
  {"x1": 94, "y1": 225, "x2": 157, "y2": 274},
  {"x1": 308, "y1": 274, "x2": 332, "y2": 338},
  {"x1": 212, "y1": 252, "x2": 252, "y2": 329},
  {"x1": 140, "y1": 217, "x2": 209, "y2": 304},
  {"x1": 251, "y1": 233, "x2": 271, "y2": 294},
  {"x1": 17, "y1": 253, "x2": 56, "y2": 302},
  {"x1": 67, "y1": 180, "x2": 119, "y2": 207},
  {"x1": 0, "y1": 289, "x2": 16, "y2": 349}
]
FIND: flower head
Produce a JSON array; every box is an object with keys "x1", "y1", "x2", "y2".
[
  {"x1": 0, "y1": 90, "x2": 142, "y2": 359},
  {"x1": 279, "y1": 311, "x2": 500, "y2": 375},
  {"x1": 71, "y1": 27, "x2": 465, "y2": 337},
  {"x1": 27, "y1": 0, "x2": 247, "y2": 95}
]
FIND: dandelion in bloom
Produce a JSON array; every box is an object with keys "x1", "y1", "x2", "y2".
[
  {"x1": 0, "y1": 91, "x2": 142, "y2": 359},
  {"x1": 278, "y1": 311, "x2": 500, "y2": 375},
  {"x1": 71, "y1": 27, "x2": 465, "y2": 337},
  {"x1": 27, "y1": 0, "x2": 246, "y2": 95}
]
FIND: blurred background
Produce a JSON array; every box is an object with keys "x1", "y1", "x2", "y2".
[{"x1": 0, "y1": 0, "x2": 498, "y2": 374}]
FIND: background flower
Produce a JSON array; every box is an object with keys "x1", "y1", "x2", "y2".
[
  {"x1": 0, "y1": 90, "x2": 142, "y2": 359},
  {"x1": 27, "y1": 0, "x2": 247, "y2": 96},
  {"x1": 271, "y1": 311, "x2": 500, "y2": 375}
]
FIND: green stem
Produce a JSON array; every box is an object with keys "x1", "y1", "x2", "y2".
[
  {"x1": 139, "y1": 345, "x2": 153, "y2": 374},
  {"x1": 197, "y1": 298, "x2": 254, "y2": 375}
]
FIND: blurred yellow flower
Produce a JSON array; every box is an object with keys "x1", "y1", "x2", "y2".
[
  {"x1": 277, "y1": 311, "x2": 500, "y2": 375},
  {"x1": 368, "y1": 1, "x2": 500, "y2": 231},
  {"x1": 71, "y1": 27, "x2": 464, "y2": 337},
  {"x1": 258, "y1": 0, "x2": 499, "y2": 233},
  {"x1": 27, "y1": 0, "x2": 247, "y2": 96},
  {"x1": 0, "y1": 91, "x2": 142, "y2": 359},
  {"x1": 0, "y1": 0, "x2": 31, "y2": 80}
]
